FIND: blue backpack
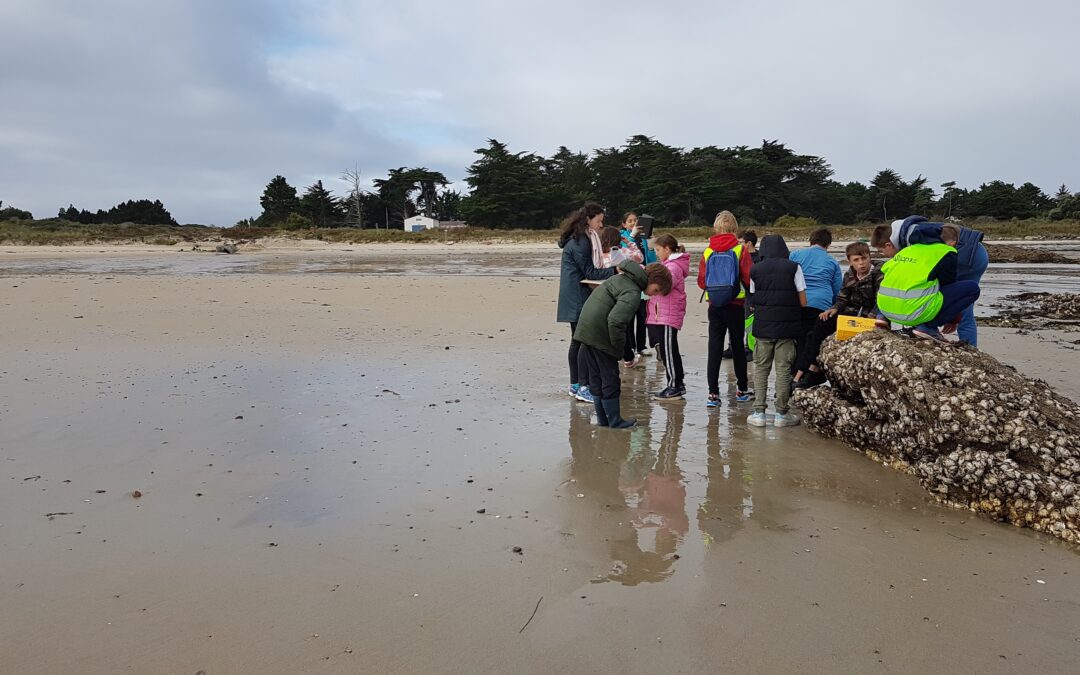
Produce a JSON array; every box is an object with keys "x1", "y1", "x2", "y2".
[{"x1": 704, "y1": 249, "x2": 740, "y2": 307}]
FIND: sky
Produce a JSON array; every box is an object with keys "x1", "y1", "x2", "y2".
[{"x1": 2, "y1": 0, "x2": 1078, "y2": 225}]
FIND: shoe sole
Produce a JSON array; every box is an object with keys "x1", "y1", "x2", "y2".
[
  {"x1": 911, "y1": 330, "x2": 945, "y2": 342},
  {"x1": 747, "y1": 418, "x2": 767, "y2": 427}
]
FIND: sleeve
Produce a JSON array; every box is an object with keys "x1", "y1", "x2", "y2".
[
  {"x1": 697, "y1": 250, "x2": 709, "y2": 290},
  {"x1": 832, "y1": 262, "x2": 843, "y2": 298},
  {"x1": 929, "y1": 251, "x2": 958, "y2": 285},
  {"x1": 623, "y1": 236, "x2": 644, "y2": 263},
  {"x1": 739, "y1": 247, "x2": 753, "y2": 290},
  {"x1": 793, "y1": 266, "x2": 807, "y2": 292},
  {"x1": 608, "y1": 291, "x2": 640, "y2": 354},
  {"x1": 575, "y1": 238, "x2": 616, "y2": 281},
  {"x1": 832, "y1": 275, "x2": 851, "y2": 312}
]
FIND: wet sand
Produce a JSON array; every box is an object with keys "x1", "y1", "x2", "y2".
[{"x1": 2, "y1": 269, "x2": 1079, "y2": 673}]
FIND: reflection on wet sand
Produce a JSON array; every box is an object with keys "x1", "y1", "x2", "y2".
[{"x1": 568, "y1": 403, "x2": 689, "y2": 586}]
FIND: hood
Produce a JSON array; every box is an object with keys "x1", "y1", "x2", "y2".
[
  {"x1": 666, "y1": 251, "x2": 690, "y2": 274},
  {"x1": 758, "y1": 234, "x2": 791, "y2": 259},
  {"x1": 708, "y1": 233, "x2": 739, "y2": 252},
  {"x1": 618, "y1": 259, "x2": 648, "y2": 290}
]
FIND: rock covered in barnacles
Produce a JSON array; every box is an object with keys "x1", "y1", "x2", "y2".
[{"x1": 794, "y1": 330, "x2": 1080, "y2": 544}]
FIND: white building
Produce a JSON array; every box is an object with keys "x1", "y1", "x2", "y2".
[{"x1": 404, "y1": 215, "x2": 438, "y2": 232}]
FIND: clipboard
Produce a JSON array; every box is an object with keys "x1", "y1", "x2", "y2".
[{"x1": 637, "y1": 214, "x2": 654, "y2": 239}]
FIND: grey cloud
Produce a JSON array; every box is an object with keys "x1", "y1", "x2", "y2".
[{"x1": 2, "y1": 0, "x2": 1078, "y2": 224}]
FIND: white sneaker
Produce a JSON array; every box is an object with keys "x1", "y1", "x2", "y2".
[
  {"x1": 747, "y1": 412, "x2": 767, "y2": 427},
  {"x1": 774, "y1": 412, "x2": 801, "y2": 427},
  {"x1": 640, "y1": 348, "x2": 653, "y2": 356}
]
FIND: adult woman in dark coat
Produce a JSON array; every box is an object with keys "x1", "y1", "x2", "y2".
[{"x1": 557, "y1": 202, "x2": 615, "y2": 403}]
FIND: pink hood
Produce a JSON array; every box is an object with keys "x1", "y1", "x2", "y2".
[{"x1": 646, "y1": 252, "x2": 689, "y2": 329}]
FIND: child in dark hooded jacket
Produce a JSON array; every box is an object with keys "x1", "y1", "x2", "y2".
[{"x1": 746, "y1": 235, "x2": 807, "y2": 428}]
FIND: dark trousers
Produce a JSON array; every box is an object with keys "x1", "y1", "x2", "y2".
[
  {"x1": 569, "y1": 322, "x2": 584, "y2": 385},
  {"x1": 648, "y1": 324, "x2": 684, "y2": 389},
  {"x1": 582, "y1": 345, "x2": 622, "y2": 399},
  {"x1": 794, "y1": 315, "x2": 838, "y2": 373},
  {"x1": 707, "y1": 303, "x2": 748, "y2": 394},
  {"x1": 924, "y1": 280, "x2": 981, "y2": 330},
  {"x1": 793, "y1": 306, "x2": 823, "y2": 375}
]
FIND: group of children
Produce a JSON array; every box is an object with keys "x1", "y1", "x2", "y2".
[{"x1": 558, "y1": 204, "x2": 986, "y2": 430}]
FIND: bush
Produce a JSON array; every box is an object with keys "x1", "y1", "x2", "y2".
[
  {"x1": 283, "y1": 213, "x2": 313, "y2": 230},
  {"x1": 771, "y1": 215, "x2": 821, "y2": 229}
]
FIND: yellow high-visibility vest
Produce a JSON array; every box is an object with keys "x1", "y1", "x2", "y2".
[
  {"x1": 702, "y1": 244, "x2": 745, "y2": 303},
  {"x1": 878, "y1": 242, "x2": 955, "y2": 326}
]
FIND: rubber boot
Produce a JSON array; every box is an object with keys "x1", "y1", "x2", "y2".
[
  {"x1": 593, "y1": 397, "x2": 609, "y2": 427},
  {"x1": 601, "y1": 398, "x2": 636, "y2": 429}
]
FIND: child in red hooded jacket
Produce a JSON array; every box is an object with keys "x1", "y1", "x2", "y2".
[{"x1": 698, "y1": 211, "x2": 754, "y2": 407}]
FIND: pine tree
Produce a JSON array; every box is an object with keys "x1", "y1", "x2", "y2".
[
  {"x1": 299, "y1": 180, "x2": 343, "y2": 228},
  {"x1": 259, "y1": 176, "x2": 299, "y2": 226}
]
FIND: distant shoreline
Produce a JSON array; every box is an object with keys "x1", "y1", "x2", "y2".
[{"x1": 2, "y1": 218, "x2": 1079, "y2": 248}]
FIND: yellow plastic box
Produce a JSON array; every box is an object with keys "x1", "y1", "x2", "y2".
[{"x1": 835, "y1": 315, "x2": 878, "y2": 341}]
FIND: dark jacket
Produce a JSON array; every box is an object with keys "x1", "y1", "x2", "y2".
[
  {"x1": 557, "y1": 234, "x2": 615, "y2": 324},
  {"x1": 573, "y1": 261, "x2": 648, "y2": 358},
  {"x1": 832, "y1": 266, "x2": 885, "y2": 316},
  {"x1": 898, "y1": 215, "x2": 980, "y2": 281},
  {"x1": 749, "y1": 235, "x2": 803, "y2": 340}
]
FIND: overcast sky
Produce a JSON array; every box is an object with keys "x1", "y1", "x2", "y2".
[{"x1": 2, "y1": 0, "x2": 1078, "y2": 225}]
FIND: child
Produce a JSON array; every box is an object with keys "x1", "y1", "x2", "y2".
[
  {"x1": 646, "y1": 234, "x2": 689, "y2": 399},
  {"x1": 599, "y1": 226, "x2": 628, "y2": 268},
  {"x1": 620, "y1": 212, "x2": 653, "y2": 360},
  {"x1": 575, "y1": 261, "x2": 673, "y2": 429},
  {"x1": 793, "y1": 242, "x2": 884, "y2": 388},
  {"x1": 871, "y1": 221, "x2": 980, "y2": 341},
  {"x1": 699, "y1": 211, "x2": 755, "y2": 407},
  {"x1": 789, "y1": 228, "x2": 843, "y2": 376},
  {"x1": 747, "y1": 234, "x2": 807, "y2": 427}
]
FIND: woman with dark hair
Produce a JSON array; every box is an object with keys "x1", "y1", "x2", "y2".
[{"x1": 557, "y1": 202, "x2": 616, "y2": 403}]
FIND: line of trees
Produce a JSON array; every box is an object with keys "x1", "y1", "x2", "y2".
[
  {"x1": 0, "y1": 201, "x2": 34, "y2": 221},
  {"x1": 6, "y1": 134, "x2": 1078, "y2": 229},
  {"x1": 247, "y1": 169, "x2": 464, "y2": 230},
  {"x1": 457, "y1": 136, "x2": 1080, "y2": 229},
  {"x1": 55, "y1": 199, "x2": 177, "y2": 225}
]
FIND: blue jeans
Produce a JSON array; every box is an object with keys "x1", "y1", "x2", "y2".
[
  {"x1": 919, "y1": 280, "x2": 981, "y2": 331},
  {"x1": 956, "y1": 244, "x2": 988, "y2": 345}
]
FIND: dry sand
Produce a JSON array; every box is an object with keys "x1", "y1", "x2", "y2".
[{"x1": 2, "y1": 268, "x2": 1079, "y2": 673}]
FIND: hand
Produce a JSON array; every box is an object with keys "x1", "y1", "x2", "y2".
[
  {"x1": 874, "y1": 318, "x2": 890, "y2": 329},
  {"x1": 631, "y1": 225, "x2": 642, "y2": 237},
  {"x1": 819, "y1": 308, "x2": 837, "y2": 321},
  {"x1": 942, "y1": 322, "x2": 958, "y2": 335}
]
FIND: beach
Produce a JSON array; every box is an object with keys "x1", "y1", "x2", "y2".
[{"x1": 2, "y1": 249, "x2": 1079, "y2": 673}]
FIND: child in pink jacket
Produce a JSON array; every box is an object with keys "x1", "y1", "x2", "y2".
[{"x1": 646, "y1": 234, "x2": 688, "y2": 399}]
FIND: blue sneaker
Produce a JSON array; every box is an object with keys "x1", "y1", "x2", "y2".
[
  {"x1": 575, "y1": 385, "x2": 595, "y2": 403},
  {"x1": 735, "y1": 389, "x2": 754, "y2": 403},
  {"x1": 568, "y1": 383, "x2": 580, "y2": 397},
  {"x1": 706, "y1": 394, "x2": 720, "y2": 408}
]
